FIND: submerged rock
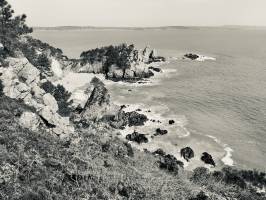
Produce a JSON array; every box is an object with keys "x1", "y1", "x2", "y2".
[
  {"x1": 154, "y1": 128, "x2": 168, "y2": 136},
  {"x1": 126, "y1": 131, "x2": 148, "y2": 144},
  {"x1": 180, "y1": 147, "x2": 194, "y2": 161},
  {"x1": 201, "y1": 152, "x2": 216, "y2": 167}
]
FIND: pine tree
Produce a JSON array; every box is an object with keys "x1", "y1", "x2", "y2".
[{"x1": 0, "y1": 0, "x2": 32, "y2": 55}]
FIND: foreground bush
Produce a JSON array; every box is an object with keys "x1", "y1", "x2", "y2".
[{"x1": 41, "y1": 81, "x2": 73, "y2": 116}]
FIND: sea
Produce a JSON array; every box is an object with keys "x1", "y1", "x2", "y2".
[{"x1": 32, "y1": 27, "x2": 266, "y2": 171}]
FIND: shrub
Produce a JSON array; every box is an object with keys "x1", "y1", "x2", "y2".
[
  {"x1": 0, "y1": 80, "x2": 3, "y2": 96},
  {"x1": 41, "y1": 81, "x2": 73, "y2": 116},
  {"x1": 0, "y1": 0, "x2": 32, "y2": 57}
]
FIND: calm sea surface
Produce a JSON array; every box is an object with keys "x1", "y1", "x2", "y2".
[{"x1": 32, "y1": 28, "x2": 266, "y2": 170}]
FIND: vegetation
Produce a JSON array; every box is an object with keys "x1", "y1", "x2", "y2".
[
  {"x1": 0, "y1": 0, "x2": 32, "y2": 57},
  {"x1": 41, "y1": 80, "x2": 73, "y2": 117},
  {"x1": 0, "y1": 94, "x2": 265, "y2": 199},
  {"x1": 0, "y1": 79, "x2": 3, "y2": 96},
  {"x1": 80, "y1": 44, "x2": 136, "y2": 76}
]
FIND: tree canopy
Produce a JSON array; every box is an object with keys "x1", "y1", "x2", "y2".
[{"x1": 0, "y1": 0, "x2": 32, "y2": 56}]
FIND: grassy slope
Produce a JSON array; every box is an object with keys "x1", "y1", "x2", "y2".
[{"x1": 0, "y1": 94, "x2": 265, "y2": 200}]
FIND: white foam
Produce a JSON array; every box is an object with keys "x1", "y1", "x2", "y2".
[
  {"x1": 222, "y1": 146, "x2": 234, "y2": 166},
  {"x1": 206, "y1": 135, "x2": 234, "y2": 166},
  {"x1": 196, "y1": 55, "x2": 216, "y2": 62}
]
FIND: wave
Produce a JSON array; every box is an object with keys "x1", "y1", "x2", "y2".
[{"x1": 206, "y1": 135, "x2": 234, "y2": 166}]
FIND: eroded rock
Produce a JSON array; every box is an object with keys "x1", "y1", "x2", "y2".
[{"x1": 180, "y1": 147, "x2": 194, "y2": 161}]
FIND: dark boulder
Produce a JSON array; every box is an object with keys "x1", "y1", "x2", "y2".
[
  {"x1": 180, "y1": 147, "x2": 195, "y2": 161},
  {"x1": 201, "y1": 152, "x2": 215, "y2": 167},
  {"x1": 159, "y1": 154, "x2": 184, "y2": 174},
  {"x1": 169, "y1": 120, "x2": 175, "y2": 125},
  {"x1": 126, "y1": 111, "x2": 148, "y2": 127},
  {"x1": 148, "y1": 66, "x2": 162, "y2": 73},
  {"x1": 126, "y1": 131, "x2": 148, "y2": 144},
  {"x1": 154, "y1": 128, "x2": 168, "y2": 136},
  {"x1": 184, "y1": 53, "x2": 199, "y2": 60},
  {"x1": 153, "y1": 148, "x2": 166, "y2": 156}
]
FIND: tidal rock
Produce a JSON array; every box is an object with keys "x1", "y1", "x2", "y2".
[
  {"x1": 153, "y1": 148, "x2": 166, "y2": 156},
  {"x1": 126, "y1": 111, "x2": 148, "y2": 127},
  {"x1": 184, "y1": 53, "x2": 199, "y2": 60},
  {"x1": 159, "y1": 154, "x2": 184, "y2": 174},
  {"x1": 180, "y1": 147, "x2": 195, "y2": 161},
  {"x1": 148, "y1": 66, "x2": 162, "y2": 73},
  {"x1": 169, "y1": 120, "x2": 175, "y2": 125},
  {"x1": 126, "y1": 131, "x2": 148, "y2": 144},
  {"x1": 154, "y1": 128, "x2": 168, "y2": 136},
  {"x1": 201, "y1": 152, "x2": 216, "y2": 167},
  {"x1": 19, "y1": 112, "x2": 40, "y2": 131}
]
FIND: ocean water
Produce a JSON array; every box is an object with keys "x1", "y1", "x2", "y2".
[{"x1": 32, "y1": 28, "x2": 266, "y2": 171}]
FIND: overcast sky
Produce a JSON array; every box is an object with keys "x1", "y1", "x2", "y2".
[{"x1": 8, "y1": 0, "x2": 266, "y2": 27}]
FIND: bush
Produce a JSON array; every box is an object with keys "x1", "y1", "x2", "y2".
[
  {"x1": 41, "y1": 81, "x2": 73, "y2": 116},
  {"x1": 0, "y1": 80, "x2": 3, "y2": 96}
]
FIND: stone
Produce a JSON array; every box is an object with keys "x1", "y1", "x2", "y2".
[
  {"x1": 148, "y1": 66, "x2": 162, "y2": 73},
  {"x1": 17, "y1": 60, "x2": 40, "y2": 84},
  {"x1": 180, "y1": 147, "x2": 195, "y2": 161},
  {"x1": 81, "y1": 78, "x2": 111, "y2": 121},
  {"x1": 201, "y1": 152, "x2": 216, "y2": 167},
  {"x1": 126, "y1": 131, "x2": 148, "y2": 144},
  {"x1": 19, "y1": 112, "x2": 40, "y2": 131},
  {"x1": 126, "y1": 111, "x2": 148, "y2": 127},
  {"x1": 154, "y1": 128, "x2": 168, "y2": 136},
  {"x1": 169, "y1": 120, "x2": 175, "y2": 125},
  {"x1": 153, "y1": 149, "x2": 166, "y2": 156},
  {"x1": 42, "y1": 93, "x2": 58, "y2": 112},
  {"x1": 184, "y1": 53, "x2": 199, "y2": 60}
]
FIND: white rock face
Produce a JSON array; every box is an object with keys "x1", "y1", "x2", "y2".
[
  {"x1": 77, "y1": 62, "x2": 103, "y2": 73},
  {"x1": 19, "y1": 112, "x2": 40, "y2": 131},
  {"x1": 142, "y1": 46, "x2": 152, "y2": 63},
  {"x1": 107, "y1": 65, "x2": 124, "y2": 79},
  {"x1": 40, "y1": 106, "x2": 74, "y2": 136},
  {"x1": 43, "y1": 93, "x2": 59, "y2": 112},
  {"x1": 0, "y1": 56, "x2": 75, "y2": 137},
  {"x1": 0, "y1": 43, "x2": 3, "y2": 50},
  {"x1": 51, "y1": 58, "x2": 63, "y2": 78}
]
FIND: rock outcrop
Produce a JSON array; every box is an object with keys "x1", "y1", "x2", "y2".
[
  {"x1": 0, "y1": 55, "x2": 75, "y2": 138},
  {"x1": 154, "y1": 128, "x2": 168, "y2": 136},
  {"x1": 201, "y1": 152, "x2": 216, "y2": 167},
  {"x1": 126, "y1": 131, "x2": 148, "y2": 144},
  {"x1": 80, "y1": 77, "x2": 112, "y2": 121},
  {"x1": 19, "y1": 112, "x2": 40, "y2": 131},
  {"x1": 180, "y1": 147, "x2": 195, "y2": 161},
  {"x1": 73, "y1": 45, "x2": 165, "y2": 82}
]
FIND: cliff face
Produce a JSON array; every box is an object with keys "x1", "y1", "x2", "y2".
[{"x1": 0, "y1": 55, "x2": 75, "y2": 139}]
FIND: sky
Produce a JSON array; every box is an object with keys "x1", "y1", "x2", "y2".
[{"x1": 8, "y1": 0, "x2": 266, "y2": 27}]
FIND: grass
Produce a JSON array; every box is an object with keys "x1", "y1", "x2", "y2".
[{"x1": 0, "y1": 94, "x2": 265, "y2": 199}]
